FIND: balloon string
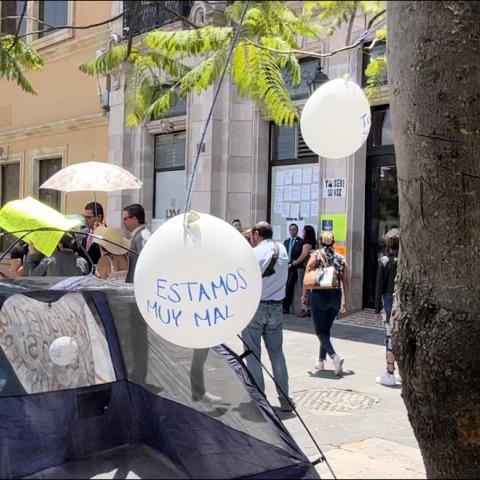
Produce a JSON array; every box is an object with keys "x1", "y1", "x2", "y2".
[{"x1": 182, "y1": 0, "x2": 251, "y2": 240}]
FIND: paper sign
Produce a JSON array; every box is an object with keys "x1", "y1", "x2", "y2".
[
  {"x1": 335, "y1": 245, "x2": 347, "y2": 258},
  {"x1": 290, "y1": 203, "x2": 300, "y2": 219},
  {"x1": 313, "y1": 166, "x2": 320, "y2": 184},
  {"x1": 284, "y1": 186, "x2": 292, "y2": 201},
  {"x1": 276, "y1": 171, "x2": 285, "y2": 186},
  {"x1": 292, "y1": 185, "x2": 301, "y2": 202},
  {"x1": 0, "y1": 197, "x2": 82, "y2": 257},
  {"x1": 274, "y1": 198, "x2": 282, "y2": 214},
  {"x1": 320, "y1": 214, "x2": 348, "y2": 242},
  {"x1": 311, "y1": 183, "x2": 319, "y2": 201},
  {"x1": 284, "y1": 170, "x2": 293, "y2": 185},
  {"x1": 302, "y1": 167, "x2": 312, "y2": 184},
  {"x1": 281, "y1": 203, "x2": 290, "y2": 218},
  {"x1": 293, "y1": 169, "x2": 303, "y2": 184},
  {"x1": 323, "y1": 178, "x2": 346, "y2": 198},
  {"x1": 300, "y1": 202, "x2": 310, "y2": 218},
  {"x1": 273, "y1": 225, "x2": 282, "y2": 240},
  {"x1": 311, "y1": 202, "x2": 319, "y2": 217},
  {"x1": 301, "y1": 185, "x2": 311, "y2": 201}
]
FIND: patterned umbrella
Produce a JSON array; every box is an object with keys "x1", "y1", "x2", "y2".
[{"x1": 40, "y1": 161, "x2": 142, "y2": 192}]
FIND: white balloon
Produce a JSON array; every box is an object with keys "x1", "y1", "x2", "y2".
[
  {"x1": 300, "y1": 77, "x2": 371, "y2": 159},
  {"x1": 134, "y1": 213, "x2": 262, "y2": 349},
  {"x1": 49, "y1": 336, "x2": 78, "y2": 366}
]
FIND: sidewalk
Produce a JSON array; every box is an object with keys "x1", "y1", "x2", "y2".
[{"x1": 227, "y1": 312, "x2": 426, "y2": 479}]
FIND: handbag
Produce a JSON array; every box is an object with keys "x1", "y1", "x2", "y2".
[{"x1": 303, "y1": 250, "x2": 339, "y2": 290}]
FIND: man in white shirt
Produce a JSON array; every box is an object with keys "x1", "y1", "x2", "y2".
[{"x1": 241, "y1": 221, "x2": 294, "y2": 412}]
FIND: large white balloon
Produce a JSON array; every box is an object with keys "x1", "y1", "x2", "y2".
[
  {"x1": 300, "y1": 77, "x2": 371, "y2": 159},
  {"x1": 134, "y1": 213, "x2": 262, "y2": 349},
  {"x1": 49, "y1": 336, "x2": 78, "y2": 366}
]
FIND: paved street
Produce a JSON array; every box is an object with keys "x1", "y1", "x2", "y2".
[{"x1": 228, "y1": 311, "x2": 426, "y2": 479}]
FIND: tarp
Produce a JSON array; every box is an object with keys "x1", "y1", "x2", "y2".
[{"x1": 0, "y1": 278, "x2": 319, "y2": 479}]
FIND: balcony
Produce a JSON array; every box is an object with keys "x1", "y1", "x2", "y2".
[{"x1": 123, "y1": 1, "x2": 195, "y2": 37}]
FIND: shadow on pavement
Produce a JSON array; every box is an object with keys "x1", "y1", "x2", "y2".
[
  {"x1": 282, "y1": 316, "x2": 385, "y2": 347},
  {"x1": 307, "y1": 369, "x2": 355, "y2": 379}
]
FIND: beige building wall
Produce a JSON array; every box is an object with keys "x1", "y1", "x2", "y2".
[{"x1": 0, "y1": 0, "x2": 112, "y2": 217}]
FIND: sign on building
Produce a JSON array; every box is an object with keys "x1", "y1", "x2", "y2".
[{"x1": 323, "y1": 178, "x2": 346, "y2": 198}]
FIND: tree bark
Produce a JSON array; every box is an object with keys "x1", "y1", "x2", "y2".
[{"x1": 388, "y1": 2, "x2": 480, "y2": 478}]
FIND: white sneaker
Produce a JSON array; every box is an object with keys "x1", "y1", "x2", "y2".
[
  {"x1": 192, "y1": 391, "x2": 222, "y2": 404},
  {"x1": 332, "y1": 354, "x2": 344, "y2": 376},
  {"x1": 376, "y1": 372, "x2": 396, "y2": 387},
  {"x1": 314, "y1": 359, "x2": 325, "y2": 371}
]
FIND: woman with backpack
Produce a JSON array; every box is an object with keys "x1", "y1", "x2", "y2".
[{"x1": 301, "y1": 231, "x2": 350, "y2": 376}]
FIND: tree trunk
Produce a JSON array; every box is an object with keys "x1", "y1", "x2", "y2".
[{"x1": 388, "y1": 2, "x2": 480, "y2": 478}]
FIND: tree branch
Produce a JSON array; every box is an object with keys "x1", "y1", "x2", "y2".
[
  {"x1": 7, "y1": 0, "x2": 28, "y2": 51},
  {"x1": 14, "y1": 11, "x2": 125, "y2": 39},
  {"x1": 245, "y1": 33, "x2": 367, "y2": 59},
  {"x1": 345, "y1": 1, "x2": 358, "y2": 46},
  {"x1": 367, "y1": 9, "x2": 386, "y2": 30}
]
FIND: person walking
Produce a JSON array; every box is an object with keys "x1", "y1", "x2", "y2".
[
  {"x1": 282, "y1": 223, "x2": 303, "y2": 314},
  {"x1": 294, "y1": 225, "x2": 317, "y2": 318},
  {"x1": 302, "y1": 231, "x2": 349, "y2": 376},
  {"x1": 241, "y1": 221, "x2": 293, "y2": 411},
  {"x1": 375, "y1": 231, "x2": 400, "y2": 386},
  {"x1": 123, "y1": 204, "x2": 151, "y2": 283}
]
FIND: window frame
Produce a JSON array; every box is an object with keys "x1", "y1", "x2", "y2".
[
  {"x1": 29, "y1": 146, "x2": 66, "y2": 212},
  {"x1": 153, "y1": 130, "x2": 187, "y2": 221}
]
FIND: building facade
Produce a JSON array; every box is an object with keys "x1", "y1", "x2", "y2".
[
  {"x1": 0, "y1": 1, "x2": 113, "y2": 244},
  {"x1": 105, "y1": 1, "x2": 397, "y2": 312}
]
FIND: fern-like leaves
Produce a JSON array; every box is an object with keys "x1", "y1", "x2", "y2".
[{"x1": 0, "y1": 35, "x2": 43, "y2": 94}]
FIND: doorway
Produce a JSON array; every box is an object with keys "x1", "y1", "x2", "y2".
[{"x1": 363, "y1": 107, "x2": 399, "y2": 308}]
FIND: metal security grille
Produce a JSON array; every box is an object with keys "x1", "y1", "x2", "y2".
[{"x1": 123, "y1": 1, "x2": 195, "y2": 37}]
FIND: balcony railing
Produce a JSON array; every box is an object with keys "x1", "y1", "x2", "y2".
[{"x1": 123, "y1": 1, "x2": 195, "y2": 37}]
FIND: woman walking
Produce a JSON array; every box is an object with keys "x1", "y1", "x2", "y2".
[{"x1": 301, "y1": 231, "x2": 349, "y2": 376}]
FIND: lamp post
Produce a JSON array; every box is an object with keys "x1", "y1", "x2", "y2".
[{"x1": 307, "y1": 61, "x2": 330, "y2": 96}]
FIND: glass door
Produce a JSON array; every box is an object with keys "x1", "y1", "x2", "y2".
[{"x1": 363, "y1": 155, "x2": 399, "y2": 308}]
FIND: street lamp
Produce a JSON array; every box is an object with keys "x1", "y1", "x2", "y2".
[{"x1": 307, "y1": 61, "x2": 330, "y2": 96}]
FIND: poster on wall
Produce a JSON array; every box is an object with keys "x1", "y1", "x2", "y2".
[
  {"x1": 271, "y1": 164, "x2": 320, "y2": 241},
  {"x1": 320, "y1": 213, "x2": 348, "y2": 242},
  {"x1": 323, "y1": 178, "x2": 346, "y2": 198}
]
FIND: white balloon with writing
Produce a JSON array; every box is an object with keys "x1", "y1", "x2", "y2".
[
  {"x1": 134, "y1": 213, "x2": 262, "y2": 349},
  {"x1": 49, "y1": 336, "x2": 79, "y2": 366},
  {"x1": 300, "y1": 77, "x2": 371, "y2": 159}
]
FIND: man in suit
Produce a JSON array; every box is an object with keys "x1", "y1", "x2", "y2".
[
  {"x1": 282, "y1": 223, "x2": 304, "y2": 314},
  {"x1": 81, "y1": 201, "x2": 104, "y2": 270},
  {"x1": 123, "y1": 203, "x2": 150, "y2": 283}
]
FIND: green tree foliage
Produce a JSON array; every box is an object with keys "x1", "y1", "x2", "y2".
[
  {"x1": 80, "y1": 1, "x2": 324, "y2": 127},
  {"x1": 0, "y1": 35, "x2": 44, "y2": 94}
]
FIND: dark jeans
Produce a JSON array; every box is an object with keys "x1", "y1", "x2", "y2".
[
  {"x1": 310, "y1": 289, "x2": 342, "y2": 360},
  {"x1": 282, "y1": 267, "x2": 298, "y2": 312},
  {"x1": 383, "y1": 293, "x2": 393, "y2": 354}
]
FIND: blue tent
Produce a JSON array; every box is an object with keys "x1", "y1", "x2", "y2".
[{"x1": 0, "y1": 277, "x2": 319, "y2": 479}]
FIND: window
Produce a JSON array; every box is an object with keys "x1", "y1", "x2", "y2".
[
  {"x1": 38, "y1": 157, "x2": 62, "y2": 210},
  {"x1": 0, "y1": 162, "x2": 20, "y2": 251},
  {"x1": 362, "y1": 41, "x2": 387, "y2": 88},
  {"x1": 270, "y1": 123, "x2": 316, "y2": 163},
  {"x1": 38, "y1": 0, "x2": 68, "y2": 38},
  {"x1": 285, "y1": 58, "x2": 321, "y2": 101},
  {"x1": 269, "y1": 123, "x2": 320, "y2": 241},
  {"x1": 0, "y1": 1, "x2": 27, "y2": 36},
  {"x1": 151, "y1": 86, "x2": 187, "y2": 120},
  {"x1": 154, "y1": 132, "x2": 186, "y2": 221},
  {"x1": 368, "y1": 106, "x2": 394, "y2": 149}
]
